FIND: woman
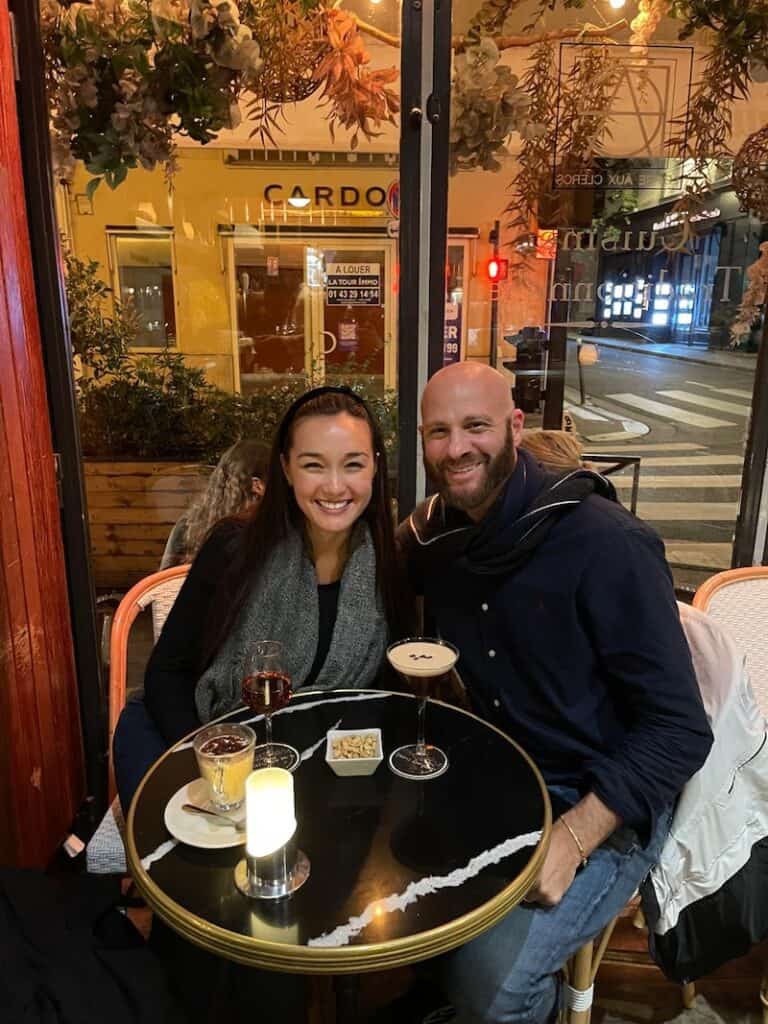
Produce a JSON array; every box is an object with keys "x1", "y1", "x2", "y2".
[
  {"x1": 160, "y1": 438, "x2": 270, "y2": 569},
  {"x1": 519, "y1": 428, "x2": 586, "y2": 472},
  {"x1": 113, "y1": 385, "x2": 407, "y2": 811}
]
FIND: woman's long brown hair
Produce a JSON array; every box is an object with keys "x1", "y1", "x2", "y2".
[{"x1": 201, "y1": 388, "x2": 409, "y2": 670}]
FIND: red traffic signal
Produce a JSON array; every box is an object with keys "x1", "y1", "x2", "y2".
[{"x1": 486, "y1": 257, "x2": 509, "y2": 283}]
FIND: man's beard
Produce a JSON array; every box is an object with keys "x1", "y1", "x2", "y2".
[{"x1": 425, "y1": 421, "x2": 517, "y2": 513}]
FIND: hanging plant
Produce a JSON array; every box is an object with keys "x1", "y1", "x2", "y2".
[
  {"x1": 667, "y1": 0, "x2": 768, "y2": 194},
  {"x1": 504, "y1": 40, "x2": 559, "y2": 243},
  {"x1": 311, "y1": 9, "x2": 399, "y2": 150},
  {"x1": 450, "y1": 36, "x2": 531, "y2": 174},
  {"x1": 733, "y1": 125, "x2": 768, "y2": 218},
  {"x1": 730, "y1": 241, "x2": 768, "y2": 348},
  {"x1": 557, "y1": 44, "x2": 622, "y2": 173},
  {"x1": 43, "y1": 1, "x2": 255, "y2": 191},
  {"x1": 42, "y1": 0, "x2": 401, "y2": 186}
]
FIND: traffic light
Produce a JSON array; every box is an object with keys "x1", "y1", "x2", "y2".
[{"x1": 486, "y1": 257, "x2": 509, "y2": 283}]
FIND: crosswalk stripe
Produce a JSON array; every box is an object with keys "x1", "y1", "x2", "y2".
[
  {"x1": 612, "y1": 475, "x2": 741, "y2": 489},
  {"x1": 664, "y1": 542, "x2": 732, "y2": 569},
  {"x1": 585, "y1": 430, "x2": 647, "y2": 442},
  {"x1": 685, "y1": 381, "x2": 753, "y2": 399},
  {"x1": 606, "y1": 393, "x2": 735, "y2": 428},
  {"x1": 602, "y1": 442, "x2": 705, "y2": 452},
  {"x1": 658, "y1": 389, "x2": 749, "y2": 417},
  {"x1": 637, "y1": 501, "x2": 738, "y2": 520},
  {"x1": 638, "y1": 455, "x2": 742, "y2": 467}
]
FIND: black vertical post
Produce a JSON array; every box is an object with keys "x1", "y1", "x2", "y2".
[
  {"x1": 543, "y1": 324, "x2": 567, "y2": 429},
  {"x1": 427, "y1": 0, "x2": 453, "y2": 380},
  {"x1": 397, "y1": 0, "x2": 424, "y2": 517},
  {"x1": 397, "y1": 0, "x2": 453, "y2": 516}
]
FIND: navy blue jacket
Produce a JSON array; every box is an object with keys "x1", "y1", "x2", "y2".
[{"x1": 401, "y1": 454, "x2": 713, "y2": 839}]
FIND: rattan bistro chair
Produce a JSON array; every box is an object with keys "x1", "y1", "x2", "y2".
[
  {"x1": 693, "y1": 566, "x2": 768, "y2": 1024},
  {"x1": 86, "y1": 565, "x2": 190, "y2": 874}
]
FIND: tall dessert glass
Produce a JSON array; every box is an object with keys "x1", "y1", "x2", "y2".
[{"x1": 387, "y1": 637, "x2": 458, "y2": 780}]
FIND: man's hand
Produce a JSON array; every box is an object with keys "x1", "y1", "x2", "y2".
[
  {"x1": 525, "y1": 793, "x2": 622, "y2": 907},
  {"x1": 525, "y1": 819, "x2": 582, "y2": 906}
]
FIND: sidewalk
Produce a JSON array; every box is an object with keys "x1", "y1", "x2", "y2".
[{"x1": 574, "y1": 333, "x2": 759, "y2": 371}]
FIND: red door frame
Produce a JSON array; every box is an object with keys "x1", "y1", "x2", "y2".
[{"x1": 0, "y1": 2, "x2": 85, "y2": 866}]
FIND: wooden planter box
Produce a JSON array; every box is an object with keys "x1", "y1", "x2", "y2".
[{"x1": 84, "y1": 460, "x2": 210, "y2": 588}]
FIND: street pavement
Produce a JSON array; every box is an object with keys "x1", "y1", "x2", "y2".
[{"x1": 559, "y1": 339, "x2": 757, "y2": 577}]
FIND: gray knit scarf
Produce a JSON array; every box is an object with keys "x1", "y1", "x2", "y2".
[{"x1": 195, "y1": 522, "x2": 388, "y2": 723}]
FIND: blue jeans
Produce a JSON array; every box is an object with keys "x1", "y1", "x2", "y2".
[
  {"x1": 112, "y1": 694, "x2": 169, "y2": 814},
  {"x1": 436, "y1": 787, "x2": 671, "y2": 1024}
]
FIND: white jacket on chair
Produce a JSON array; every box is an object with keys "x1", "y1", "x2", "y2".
[{"x1": 640, "y1": 603, "x2": 768, "y2": 982}]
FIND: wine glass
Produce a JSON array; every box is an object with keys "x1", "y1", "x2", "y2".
[
  {"x1": 387, "y1": 637, "x2": 458, "y2": 780},
  {"x1": 241, "y1": 640, "x2": 300, "y2": 771}
]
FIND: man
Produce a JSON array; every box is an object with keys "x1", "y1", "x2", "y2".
[{"x1": 398, "y1": 361, "x2": 713, "y2": 1024}]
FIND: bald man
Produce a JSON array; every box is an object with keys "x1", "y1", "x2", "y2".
[{"x1": 397, "y1": 362, "x2": 712, "y2": 1024}]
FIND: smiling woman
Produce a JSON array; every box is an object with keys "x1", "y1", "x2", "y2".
[{"x1": 112, "y1": 385, "x2": 413, "y2": 813}]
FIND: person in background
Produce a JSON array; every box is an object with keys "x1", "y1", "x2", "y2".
[
  {"x1": 397, "y1": 361, "x2": 712, "y2": 1024},
  {"x1": 114, "y1": 386, "x2": 410, "y2": 813},
  {"x1": 160, "y1": 439, "x2": 270, "y2": 569},
  {"x1": 519, "y1": 427, "x2": 586, "y2": 472}
]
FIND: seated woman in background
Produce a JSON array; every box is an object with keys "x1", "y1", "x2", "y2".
[
  {"x1": 160, "y1": 438, "x2": 270, "y2": 569},
  {"x1": 519, "y1": 427, "x2": 586, "y2": 471},
  {"x1": 113, "y1": 386, "x2": 409, "y2": 811}
]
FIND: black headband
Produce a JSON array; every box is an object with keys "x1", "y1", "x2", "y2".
[{"x1": 277, "y1": 385, "x2": 370, "y2": 450}]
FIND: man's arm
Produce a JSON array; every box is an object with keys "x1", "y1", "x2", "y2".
[
  {"x1": 527, "y1": 793, "x2": 620, "y2": 905},
  {"x1": 530, "y1": 521, "x2": 712, "y2": 906},
  {"x1": 575, "y1": 523, "x2": 712, "y2": 840}
]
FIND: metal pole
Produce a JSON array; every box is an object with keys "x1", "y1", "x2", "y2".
[{"x1": 489, "y1": 219, "x2": 500, "y2": 368}]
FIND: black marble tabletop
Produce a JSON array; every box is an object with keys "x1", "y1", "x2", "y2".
[{"x1": 126, "y1": 690, "x2": 551, "y2": 974}]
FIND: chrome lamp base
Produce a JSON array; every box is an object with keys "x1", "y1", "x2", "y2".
[{"x1": 235, "y1": 838, "x2": 310, "y2": 900}]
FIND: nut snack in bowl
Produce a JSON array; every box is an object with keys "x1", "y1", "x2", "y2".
[{"x1": 325, "y1": 728, "x2": 383, "y2": 777}]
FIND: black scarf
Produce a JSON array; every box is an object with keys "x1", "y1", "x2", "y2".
[{"x1": 404, "y1": 448, "x2": 618, "y2": 578}]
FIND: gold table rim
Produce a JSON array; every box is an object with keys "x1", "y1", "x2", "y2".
[{"x1": 125, "y1": 689, "x2": 552, "y2": 974}]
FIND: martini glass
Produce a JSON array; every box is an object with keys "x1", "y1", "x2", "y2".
[{"x1": 387, "y1": 637, "x2": 458, "y2": 780}]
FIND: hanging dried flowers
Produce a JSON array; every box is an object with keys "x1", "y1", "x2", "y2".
[
  {"x1": 629, "y1": 0, "x2": 669, "y2": 52},
  {"x1": 311, "y1": 9, "x2": 399, "y2": 150},
  {"x1": 730, "y1": 241, "x2": 768, "y2": 348},
  {"x1": 732, "y1": 125, "x2": 768, "y2": 219}
]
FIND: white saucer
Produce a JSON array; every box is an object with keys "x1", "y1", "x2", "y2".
[{"x1": 164, "y1": 778, "x2": 247, "y2": 849}]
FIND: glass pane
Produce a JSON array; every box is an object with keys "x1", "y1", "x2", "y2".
[
  {"x1": 114, "y1": 235, "x2": 175, "y2": 348},
  {"x1": 43, "y1": 1, "x2": 402, "y2": 601},
  {"x1": 447, "y1": 11, "x2": 762, "y2": 588}
]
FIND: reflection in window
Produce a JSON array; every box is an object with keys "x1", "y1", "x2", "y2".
[{"x1": 112, "y1": 233, "x2": 176, "y2": 348}]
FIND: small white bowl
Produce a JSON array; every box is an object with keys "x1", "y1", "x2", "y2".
[{"x1": 325, "y1": 728, "x2": 383, "y2": 777}]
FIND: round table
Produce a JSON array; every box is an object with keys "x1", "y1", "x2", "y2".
[{"x1": 126, "y1": 690, "x2": 551, "y2": 976}]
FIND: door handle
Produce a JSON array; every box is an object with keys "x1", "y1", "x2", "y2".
[{"x1": 322, "y1": 330, "x2": 337, "y2": 355}]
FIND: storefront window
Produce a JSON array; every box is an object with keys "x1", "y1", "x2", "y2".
[{"x1": 110, "y1": 233, "x2": 176, "y2": 348}]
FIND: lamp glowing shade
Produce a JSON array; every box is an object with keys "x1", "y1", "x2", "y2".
[
  {"x1": 245, "y1": 768, "x2": 296, "y2": 858},
  {"x1": 608, "y1": 0, "x2": 625, "y2": 8}
]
